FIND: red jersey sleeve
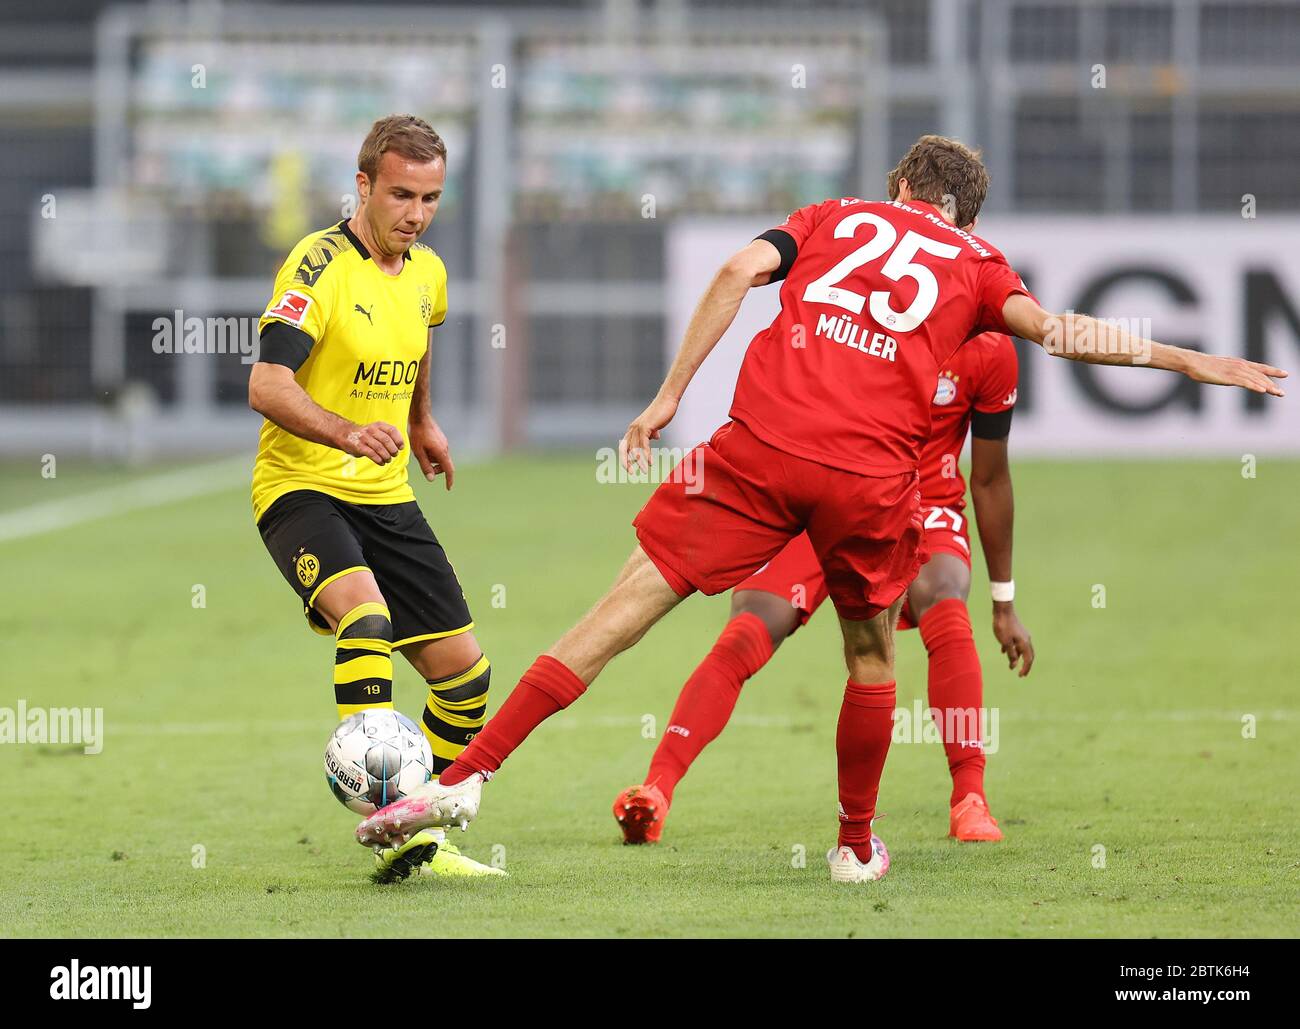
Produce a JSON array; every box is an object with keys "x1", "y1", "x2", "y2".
[
  {"x1": 772, "y1": 198, "x2": 846, "y2": 247},
  {"x1": 756, "y1": 198, "x2": 854, "y2": 280},
  {"x1": 972, "y1": 256, "x2": 1034, "y2": 335},
  {"x1": 974, "y1": 333, "x2": 1020, "y2": 413}
]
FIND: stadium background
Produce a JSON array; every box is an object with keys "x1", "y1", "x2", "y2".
[
  {"x1": 1, "y1": 0, "x2": 1298, "y2": 938},
  {"x1": 4, "y1": 0, "x2": 1299, "y2": 460}
]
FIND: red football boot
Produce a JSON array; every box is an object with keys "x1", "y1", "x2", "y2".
[
  {"x1": 949, "y1": 792, "x2": 1003, "y2": 842},
  {"x1": 612, "y1": 783, "x2": 669, "y2": 845}
]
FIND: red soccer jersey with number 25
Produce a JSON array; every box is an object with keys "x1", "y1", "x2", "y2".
[{"x1": 729, "y1": 198, "x2": 1030, "y2": 477}]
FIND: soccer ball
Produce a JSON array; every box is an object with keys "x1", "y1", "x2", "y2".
[{"x1": 324, "y1": 709, "x2": 434, "y2": 815}]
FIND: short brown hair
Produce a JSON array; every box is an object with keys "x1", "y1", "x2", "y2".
[
  {"x1": 886, "y1": 134, "x2": 990, "y2": 227},
  {"x1": 357, "y1": 114, "x2": 447, "y2": 183}
]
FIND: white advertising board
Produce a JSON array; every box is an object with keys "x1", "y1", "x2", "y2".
[{"x1": 666, "y1": 216, "x2": 1300, "y2": 456}]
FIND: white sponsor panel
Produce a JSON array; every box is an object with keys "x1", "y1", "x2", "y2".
[{"x1": 665, "y1": 217, "x2": 1300, "y2": 455}]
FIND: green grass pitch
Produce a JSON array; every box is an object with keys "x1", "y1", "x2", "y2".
[{"x1": 0, "y1": 454, "x2": 1296, "y2": 938}]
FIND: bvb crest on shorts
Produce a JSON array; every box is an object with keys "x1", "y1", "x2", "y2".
[{"x1": 296, "y1": 552, "x2": 320, "y2": 587}]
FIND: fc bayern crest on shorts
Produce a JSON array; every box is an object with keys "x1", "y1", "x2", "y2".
[{"x1": 933, "y1": 374, "x2": 958, "y2": 406}]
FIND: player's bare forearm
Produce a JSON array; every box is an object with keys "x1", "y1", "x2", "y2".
[
  {"x1": 408, "y1": 415, "x2": 454, "y2": 489},
  {"x1": 1001, "y1": 294, "x2": 1287, "y2": 396},
  {"x1": 622, "y1": 240, "x2": 781, "y2": 469},
  {"x1": 410, "y1": 335, "x2": 434, "y2": 428},
  {"x1": 249, "y1": 363, "x2": 354, "y2": 449},
  {"x1": 249, "y1": 362, "x2": 404, "y2": 466},
  {"x1": 969, "y1": 437, "x2": 1014, "y2": 584},
  {"x1": 970, "y1": 435, "x2": 1034, "y2": 675},
  {"x1": 658, "y1": 272, "x2": 751, "y2": 401},
  {"x1": 657, "y1": 240, "x2": 782, "y2": 402},
  {"x1": 407, "y1": 335, "x2": 455, "y2": 487}
]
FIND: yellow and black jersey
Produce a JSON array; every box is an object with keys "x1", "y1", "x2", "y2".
[{"x1": 251, "y1": 220, "x2": 448, "y2": 522}]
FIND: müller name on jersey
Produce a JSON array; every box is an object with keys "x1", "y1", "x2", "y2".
[{"x1": 814, "y1": 311, "x2": 898, "y2": 362}]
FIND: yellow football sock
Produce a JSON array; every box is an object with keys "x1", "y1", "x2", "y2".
[
  {"x1": 422, "y1": 654, "x2": 490, "y2": 774},
  {"x1": 334, "y1": 602, "x2": 394, "y2": 719}
]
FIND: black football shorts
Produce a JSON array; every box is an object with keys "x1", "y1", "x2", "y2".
[{"x1": 257, "y1": 489, "x2": 473, "y2": 646}]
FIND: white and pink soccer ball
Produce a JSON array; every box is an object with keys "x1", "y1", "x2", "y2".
[{"x1": 323, "y1": 709, "x2": 433, "y2": 815}]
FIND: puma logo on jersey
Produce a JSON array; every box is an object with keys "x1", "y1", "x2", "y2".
[
  {"x1": 354, "y1": 303, "x2": 374, "y2": 325},
  {"x1": 1002, "y1": 388, "x2": 1018, "y2": 406}
]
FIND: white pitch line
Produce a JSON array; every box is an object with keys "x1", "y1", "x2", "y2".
[
  {"x1": 539, "y1": 710, "x2": 1297, "y2": 729},
  {"x1": 0, "y1": 455, "x2": 249, "y2": 544},
  {"x1": 110, "y1": 720, "x2": 322, "y2": 736},
  {"x1": 93, "y1": 709, "x2": 1296, "y2": 737}
]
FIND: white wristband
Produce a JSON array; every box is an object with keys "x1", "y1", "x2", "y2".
[{"x1": 990, "y1": 580, "x2": 1015, "y2": 603}]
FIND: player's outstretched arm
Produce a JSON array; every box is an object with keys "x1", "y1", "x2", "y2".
[
  {"x1": 969, "y1": 436, "x2": 1034, "y2": 677},
  {"x1": 1001, "y1": 294, "x2": 1287, "y2": 396},
  {"x1": 621, "y1": 239, "x2": 782, "y2": 470},
  {"x1": 248, "y1": 362, "x2": 405, "y2": 466}
]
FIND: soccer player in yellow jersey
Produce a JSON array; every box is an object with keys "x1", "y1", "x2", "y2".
[{"x1": 249, "y1": 115, "x2": 501, "y2": 880}]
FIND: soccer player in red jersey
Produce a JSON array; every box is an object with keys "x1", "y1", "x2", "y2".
[
  {"x1": 613, "y1": 331, "x2": 1032, "y2": 846},
  {"x1": 356, "y1": 135, "x2": 1285, "y2": 883}
]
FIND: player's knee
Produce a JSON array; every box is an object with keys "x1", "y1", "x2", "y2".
[
  {"x1": 316, "y1": 569, "x2": 384, "y2": 632},
  {"x1": 840, "y1": 616, "x2": 896, "y2": 683},
  {"x1": 846, "y1": 649, "x2": 894, "y2": 684},
  {"x1": 465, "y1": 655, "x2": 491, "y2": 705},
  {"x1": 427, "y1": 654, "x2": 491, "y2": 716},
  {"x1": 337, "y1": 602, "x2": 393, "y2": 644},
  {"x1": 731, "y1": 591, "x2": 800, "y2": 649},
  {"x1": 907, "y1": 568, "x2": 970, "y2": 622},
  {"x1": 423, "y1": 655, "x2": 490, "y2": 774}
]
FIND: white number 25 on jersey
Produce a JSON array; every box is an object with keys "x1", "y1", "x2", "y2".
[{"x1": 801, "y1": 212, "x2": 961, "y2": 331}]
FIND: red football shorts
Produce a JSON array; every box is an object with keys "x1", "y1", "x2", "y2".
[
  {"x1": 897, "y1": 504, "x2": 972, "y2": 630},
  {"x1": 735, "y1": 531, "x2": 828, "y2": 628},
  {"x1": 732, "y1": 502, "x2": 972, "y2": 632},
  {"x1": 633, "y1": 419, "x2": 923, "y2": 621}
]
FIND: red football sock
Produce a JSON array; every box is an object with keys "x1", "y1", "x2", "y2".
[
  {"x1": 918, "y1": 598, "x2": 986, "y2": 807},
  {"x1": 645, "y1": 612, "x2": 774, "y2": 803},
  {"x1": 439, "y1": 654, "x2": 586, "y2": 786},
  {"x1": 836, "y1": 679, "x2": 896, "y2": 863}
]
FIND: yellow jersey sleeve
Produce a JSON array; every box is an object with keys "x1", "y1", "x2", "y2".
[
  {"x1": 428, "y1": 253, "x2": 448, "y2": 328},
  {"x1": 259, "y1": 231, "x2": 344, "y2": 344}
]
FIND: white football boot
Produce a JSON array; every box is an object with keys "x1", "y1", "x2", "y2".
[
  {"x1": 827, "y1": 834, "x2": 891, "y2": 883},
  {"x1": 356, "y1": 772, "x2": 487, "y2": 847}
]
